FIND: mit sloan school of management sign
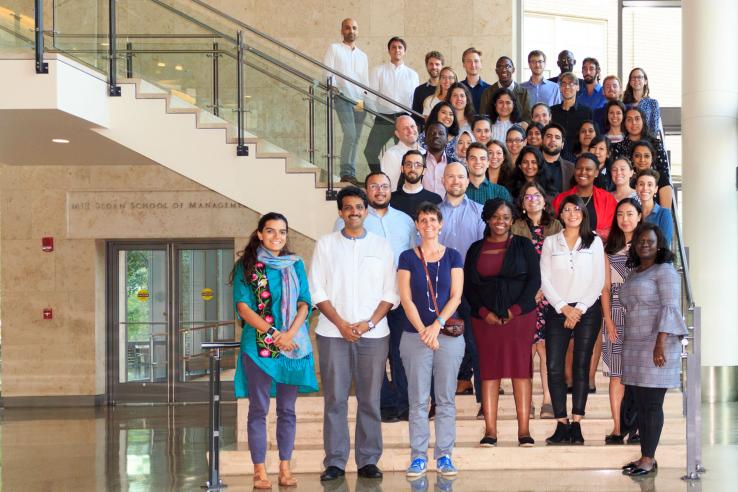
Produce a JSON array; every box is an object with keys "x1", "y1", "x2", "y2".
[{"x1": 66, "y1": 190, "x2": 258, "y2": 239}]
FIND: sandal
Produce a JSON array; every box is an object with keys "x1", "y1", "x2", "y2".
[
  {"x1": 253, "y1": 476, "x2": 272, "y2": 489},
  {"x1": 278, "y1": 474, "x2": 298, "y2": 487}
]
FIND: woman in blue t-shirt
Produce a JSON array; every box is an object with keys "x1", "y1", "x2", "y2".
[{"x1": 397, "y1": 202, "x2": 465, "y2": 478}]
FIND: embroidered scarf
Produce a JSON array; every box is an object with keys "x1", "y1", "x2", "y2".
[{"x1": 248, "y1": 246, "x2": 312, "y2": 359}]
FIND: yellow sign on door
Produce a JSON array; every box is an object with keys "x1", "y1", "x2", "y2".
[
  {"x1": 136, "y1": 289, "x2": 150, "y2": 302},
  {"x1": 201, "y1": 287, "x2": 214, "y2": 301}
]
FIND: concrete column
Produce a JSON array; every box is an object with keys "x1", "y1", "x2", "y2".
[{"x1": 682, "y1": 0, "x2": 738, "y2": 402}]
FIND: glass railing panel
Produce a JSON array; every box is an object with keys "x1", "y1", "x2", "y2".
[
  {"x1": 49, "y1": 0, "x2": 110, "y2": 71},
  {"x1": 0, "y1": 0, "x2": 36, "y2": 51}
]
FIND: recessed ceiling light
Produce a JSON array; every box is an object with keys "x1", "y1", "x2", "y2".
[
  {"x1": 52, "y1": 138, "x2": 70, "y2": 144},
  {"x1": 157, "y1": 62, "x2": 166, "y2": 67},
  {"x1": 174, "y1": 64, "x2": 183, "y2": 71}
]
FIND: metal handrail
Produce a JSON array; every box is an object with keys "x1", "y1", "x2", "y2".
[
  {"x1": 187, "y1": 0, "x2": 424, "y2": 119},
  {"x1": 671, "y1": 194, "x2": 695, "y2": 308}
]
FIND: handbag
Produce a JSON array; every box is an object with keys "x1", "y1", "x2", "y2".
[{"x1": 417, "y1": 247, "x2": 464, "y2": 337}]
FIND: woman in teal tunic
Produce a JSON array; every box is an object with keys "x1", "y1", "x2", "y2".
[{"x1": 231, "y1": 212, "x2": 318, "y2": 489}]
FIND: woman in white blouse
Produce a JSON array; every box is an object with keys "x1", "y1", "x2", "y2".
[
  {"x1": 540, "y1": 195, "x2": 605, "y2": 446},
  {"x1": 423, "y1": 67, "x2": 457, "y2": 118}
]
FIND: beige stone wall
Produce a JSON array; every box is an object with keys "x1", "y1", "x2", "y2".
[
  {"x1": 208, "y1": 0, "x2": 516, "y2": 86},
  {"x1": 0, "y1": 163, "x2": 315, "y2": 399}
]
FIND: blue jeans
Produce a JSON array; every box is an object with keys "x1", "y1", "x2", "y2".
[{"x1": 335, "y1": 98, "x2": 367, "y2": 178}]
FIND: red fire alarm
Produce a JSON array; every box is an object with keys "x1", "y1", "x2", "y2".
[
  {"x1": 43, "y1": 308, "x2": 53, "y2": 320},
  {"x1": 42, "y1": 237, "x2": 54, "y2": 252}
]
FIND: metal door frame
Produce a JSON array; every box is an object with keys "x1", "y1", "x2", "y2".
[{"x1": 106, "y1": 239, "x2": 235, "y2": 405}]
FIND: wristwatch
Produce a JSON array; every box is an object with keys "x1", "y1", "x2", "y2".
[
  {"x1": 366, "y1": 320, "x2": 376, "y2": 331},
  {"x1": 266, "y1": 326, "x2": 277, "y2": 336}
]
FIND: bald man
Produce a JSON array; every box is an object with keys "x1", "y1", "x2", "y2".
[
  {"x1": 379, "y1": 115, "x2": 425, "y2": 191},
  {"x1": 324, "y1": 18, "x2": 369, "y2": 184}
]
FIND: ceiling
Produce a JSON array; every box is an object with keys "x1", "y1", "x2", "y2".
[{"x1": 0, "y1": 109, "x2": 158, "y2": 166}]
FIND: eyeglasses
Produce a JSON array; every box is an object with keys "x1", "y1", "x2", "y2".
[
  {"x1": 402, "y1": 162, "x2": 424, "y2": 169},
  {"x1": 367, "y1": 184, "x2": 390, "y2": 191},
  {"x1": 440, "y1": 75, "x2": 456, "y2": 81},
  {"x1": 524, "y1": 193, "x2": 543, "y2": 201},
  {"x1": 561, "y1": 82, "x2": 577, "y2": 88},
  {"x1": 561, "y1": 206, "x2": 582, "y2": 214},
  {"x1": 506, "y1": 138, "x2": 524, "y2": 144},
  {"x1": 630, "y1": 75, "x2": 645, "y2": 80}
]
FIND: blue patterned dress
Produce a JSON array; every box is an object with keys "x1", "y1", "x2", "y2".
[{"x1": 602, "y1": 246, "x2": 630, "y2": 377}]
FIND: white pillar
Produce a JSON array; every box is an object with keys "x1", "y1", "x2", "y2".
[{"x1": 682, "y1": 0, "x2": 738, "y2": 401}]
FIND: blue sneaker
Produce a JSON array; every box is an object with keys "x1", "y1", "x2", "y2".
[
  {"x1": 436, "y1": 455, "x2": 458, "y2": 476},
  {"x1": 406, "y1": 457, "x2": 428, "y2": 477}
]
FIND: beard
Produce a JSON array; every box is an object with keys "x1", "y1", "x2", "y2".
[
  {"x1": 542, "y1": 145, "x2": 562, "y2": 157},
  {"x1": 370, "y1": 200, "x2": 389, "y2": 209},
  {"x1": 403, "y1": 172, "x2": 422, "y2": 184},
  {"x1": 583, "y1": 75, "x2": 595, "y2": 84}
]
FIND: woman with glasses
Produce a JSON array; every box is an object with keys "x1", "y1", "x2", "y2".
[
  {"x1": 423, "y1": 67, "x2": 458, "y2": 118},
  {"x1": 553, "y1": 153, "x2": 618, "y2": 239},
  {"x1": 505, "y1": 125, "x2": 527, "y2": 165},
  {"x1": 512, "y1": 183, "x2": 562, "y2": 419},
  {"x1": 623, "y1": 68, "x2": 663, "y2": 138},
  {"x1": 465, "y1": 198, "x2": 541, "y2": 446},
  {"x1": 541, "y1": 195, "x2": 605, "y2": 445}
]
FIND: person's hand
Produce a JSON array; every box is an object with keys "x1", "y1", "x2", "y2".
[
  {"x1": 653, "y1": 342, "x2": 666, "y2": 367},
  {"x1": 561, "y1": 305, "x2": 582, "y2": 326},
  {"x1": 563, "y1": 317, "x2": 577, "y2": 329},
  {"x1": 504, "y1": 309, "x2": 515, "y2": 324},
  {"x1": 485, "y1": 312, "x2": 502, "y2": 325},
  {"x1": 337, "y1": 319, "x2": 361, "y2": 343},
  {"x1": 604, "y1": 318, "x2": 618, "y2": 343},
  {"x1": 535, "y1": 290, "x2": 545, "y2": 304},
  {"x1": 354, "y1": 100, "x2": 364, "y2": 112},
  {"x1": 420, "y1": 322, "x2": 440, "y2": 349},
  {"x1": 351, "y1": 320, "x2": 370, "y2": 337},
  {"x1": 274, "y1": 332, "x2": 297, "y2": 352}
]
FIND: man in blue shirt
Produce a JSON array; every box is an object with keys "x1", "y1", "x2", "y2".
[
  {"x1": 521, "y1": 50, "x2": 561, "y2": 107},
  {"x1": 577, "y1": 57, "x2": 607, "y2": 110},
  {"x1": 438, "y1": 163, "x2": 485, "y2": 413},
  {"x1": 459, "y1": 47, "x2": 490, "y2": 114}
]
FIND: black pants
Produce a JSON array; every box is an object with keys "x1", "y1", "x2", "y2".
[
  {"x1": 456, "y1": 297, "x2": 481, "y2": 403},
  {"x1": 546, "y1": 301, "x2": 602, "y2": 418},
  {"x1": 630, "y1": 385, "x2": 667, "y2": 458},
  {"x1": 363, "y1": 112, "x2": 402, "y2": 173}
]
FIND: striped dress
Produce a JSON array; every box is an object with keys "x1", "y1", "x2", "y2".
[{"x1": 602, "y1": 246, "x2": 629, "y2": 377}]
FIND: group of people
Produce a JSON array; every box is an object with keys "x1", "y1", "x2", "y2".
[{"x1": 229, "y1": 19, "x2": 687, "y2": 489}]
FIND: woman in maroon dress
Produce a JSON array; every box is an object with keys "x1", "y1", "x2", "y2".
[{"x1": 464, "y1": 198, "x2": 542, "y2": 447}]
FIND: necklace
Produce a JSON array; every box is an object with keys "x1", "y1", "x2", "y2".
[
  {"x1": 581, "y1": 194, "x2": 593, "y2": 207},
  {"x1": 424, "y1": 255, "x2": 441, "y2": 313}
]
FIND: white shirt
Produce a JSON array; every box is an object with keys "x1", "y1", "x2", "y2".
[
  {"x1": 540, "y1": 231, "x2": 605, "y2": 314},
  {"x1": 369, "y1": 62, "x2": 420, "y2": 114},
  {"x1": 309, "y1": 231, "x2": 399, "y2": 338},
  {"x1": 380, "y1": 141, "x2": 424, "y2": 191},
  {"x1": 333, "y1": 206, "x2": 417, "y2": 263},
  {"x1": 323, "y1": 42, "x2": 369, "y2": 101}
]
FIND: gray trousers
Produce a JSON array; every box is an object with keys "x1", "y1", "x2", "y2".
[
  {"x1": 335, "y1": 98, "x2": 367, "y2": 178},
  {"x1": 317, "y1": 334, "x2": 389, "y2": 469},
  {"x1": 400, "y1": 331, "x2": 465, "y2": 460}
]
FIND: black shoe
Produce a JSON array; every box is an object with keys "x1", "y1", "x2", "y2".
[
  {"x1": 566, "y1": 385, "x2": 573, "y2": 394},
  {"x1": 621, "y1": 461, "x2": 638, "y2": 471},
  {"x1": 518, "y1": 435, "x2": 535, "y2": 447},
  {"x1": 605, "y1": 433, "x2": 625, "y2": 445},
  {"x1": 476, "y1": 405, "x2": 484, "y2": 420},
  {"x1": 381, "y1": 409, "x2": 400, "y2": 423},
  {"x1": 498, "y1": 387, "x2": 505, "y2": 395},
  {"x1": 546, "y1": 421, "x2": 571, "y2": 445},
  {"x1": 339, "y1": 175, "x2": 360, "y2": 186},
  {"x1": 428, "y1": 403, "x2": 436, "y2": 420},
  {"x1": 320, "y1": 466, "x2": 345, "y2": 481},
  {"x1": 357, "y1": 464, "x2": 383, "y2": 479},
  {"x1": 624, "y1": 461, "x2": 657, "y2": 476},
  {"x1": 569, "y1": 421, "x2": 584, "y2": 445},
  {"x1": 589, "y1": 385, "x2": 596, "y2": 394},
  {"x1": 479, "y1": 435, "x2": 497, "y2": 447},
  {"x1": 627, "y1": 431, "x2": 641, "y2": 444}
]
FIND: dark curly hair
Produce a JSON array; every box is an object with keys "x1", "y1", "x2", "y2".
[
  {"x1": 626, "y1": 222, "x2": 675, "y2": 268},
  {"x1": 485, "y1": 87, "x2": 521, "y2": 124},
  {"x1": 229, "y1": 212, "x2": 292, "y2": 284},
  {"x1": 481, "y1": 198, "x2": 516, "y2": 238}
]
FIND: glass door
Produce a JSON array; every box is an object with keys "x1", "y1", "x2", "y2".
[{"x1": 108, "y1": 241, "x2": 236, "y2": 404}]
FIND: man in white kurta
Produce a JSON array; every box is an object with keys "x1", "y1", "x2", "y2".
[{"x1": 310, "y1": 186, "x2": 398, "y2": 481}]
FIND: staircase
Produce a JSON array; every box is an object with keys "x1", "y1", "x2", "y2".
[{"x1": 221, "y1": 370, "x2": 686, "y2": 474}]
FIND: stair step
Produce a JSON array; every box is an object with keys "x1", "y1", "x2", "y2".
[
  {"x1": 220, "y1": 440, "x2": 686, "y2": 475},
  {"x1": 246, "y1": 417, "x2": 685, "y2": 449}
]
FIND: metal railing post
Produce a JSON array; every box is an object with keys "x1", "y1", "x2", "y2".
[
  {"x1": 212, "y1": 42, "x2": 220, "y2": 117},
  {"x1": 308, "y1": 84, "x2": 315, "y2": 165},
  {"x1": 125, "y1": 41, "x2": 133, "y2": 78},
  {"x1": 235, "y1": 31, "x2": 248, "y2": 156},
  {"x1": 201, "y1": 341, "x2": 240, "y2": 491},
  {"x1": 682, "y1": 306, "x2": 704, "y2": 481},
  {"x1": 107, "y1": 0, "x2": 121, "y2": 96},
  {"x1": 33, "y1": 0, "x2": 48, "y2": 73},
  {"x1": 325, "y1": 76, "x2": 337, "y2": 200}
]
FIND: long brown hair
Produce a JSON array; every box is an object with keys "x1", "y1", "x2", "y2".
[{"x1": 229, "y1": 212, "x2": 292, "y2": 285}]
